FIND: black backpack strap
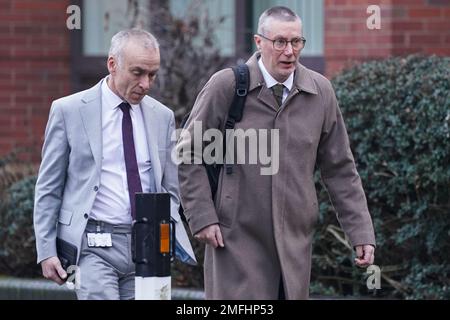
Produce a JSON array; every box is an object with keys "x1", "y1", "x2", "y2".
[
  {"x1": 224, "y1": 63, "x2": 249, "y2": 175},
  {"x1": 229, "y1": 63, "x2": 249, "y2": 122}
]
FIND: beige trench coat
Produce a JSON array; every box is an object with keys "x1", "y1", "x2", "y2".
[{"x1": 178, "y1": 52, "x2": 375, "y2": 299}]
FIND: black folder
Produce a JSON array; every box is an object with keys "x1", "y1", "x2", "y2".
[{"x1": 56, "y1": 237, "x2": 78, "y2": 271}]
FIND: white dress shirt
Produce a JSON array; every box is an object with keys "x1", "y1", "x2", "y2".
[
  {"x1": 258, "y1": 58, "x2": 294, "y2": 104},
  {"x1": 90, "y1": 77, "x2": 153, "y2": 225}
]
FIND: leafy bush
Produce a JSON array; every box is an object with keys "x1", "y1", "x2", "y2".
[
  {"x1": 0, "y1": 151, "x2": 39, "y2": 277},
  {"x1": 0, "y1": 175, "x2": 40, "y2": 277},
  {"x1": 0, "y1": 150, "x2": 36, "y2": 195},
  {"x1": 311, "y1": 55, "x2": 450, "y2": 299}
]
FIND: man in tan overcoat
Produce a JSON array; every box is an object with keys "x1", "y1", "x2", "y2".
[{"x1": 177, "y1": 6, "x2": 376, "y2": 299}]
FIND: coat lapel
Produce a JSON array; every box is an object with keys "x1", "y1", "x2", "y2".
[
  {"x1": 293, "y1": 63, "x2": 318, "y2": 95},
  {"x1": 80, "y1": 81, "x2": 103, "y2": 174},
  {"x1": 246, "y1": 52, "x2": 279, "y2": 110},
  {"x1": 257, "y1": 85, "x2": 279, "y2": 110},
  {"x1": 140, "y1": 98, "x2": 163, "y2": 191}
]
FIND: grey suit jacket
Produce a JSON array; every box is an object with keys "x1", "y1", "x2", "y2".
[{"x1": 33, "y1": 78, "x2": 196, "y2": 265}]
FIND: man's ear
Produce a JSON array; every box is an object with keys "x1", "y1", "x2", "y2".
[
  {"x1": 254, "y1": 35, "x2": 262, "y2": 51},
  {"x1": 107, "y1": 56, "x2": 116, "y2": 75}
]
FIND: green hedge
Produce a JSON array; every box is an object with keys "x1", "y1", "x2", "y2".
[
  {"x1": 0, "y1": 176, "x2": 40, "y2": 277},
  {"x1": 311, "y1": 55, "x2": 450, "y2": 299}
]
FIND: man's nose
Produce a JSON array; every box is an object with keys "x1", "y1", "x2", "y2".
[
  {"x1": 283, "y1": 42, "x2": 294, "y2": 55},
  {"x1": 139, "y1": 76, "x2": 151, "y2": 91}
]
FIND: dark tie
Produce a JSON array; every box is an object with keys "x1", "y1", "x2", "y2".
[
  {"x1": 119, "y1": 102, "x2": 142, "y2": 219},
  {"x1": 271, "y1": 83, "x2": 284, "y2": 108}
]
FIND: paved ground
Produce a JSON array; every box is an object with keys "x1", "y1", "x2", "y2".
[{"x1": 0, "y1": 277, "x2": 204, "y2": 300}]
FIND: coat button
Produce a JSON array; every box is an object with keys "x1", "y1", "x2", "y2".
[
  {"x1": 84, "y1": 213, "x2": 89, "y2": 219},
  {"x1": 94, "y1": 186, "x2": 99, "y2": 192}
]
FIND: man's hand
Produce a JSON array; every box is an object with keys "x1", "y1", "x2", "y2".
[
  {"x1": 194, "y1": 224, "x2": 225, "y2": 248},
  {"x1": 354, "y1": 244, "x2": 375, "y2": 267},
  {"x1": 41, "y1": 256, "x2": 67, "y2": 285}
]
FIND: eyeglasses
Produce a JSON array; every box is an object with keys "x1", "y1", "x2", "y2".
[{"x1": 257, "y1": 34, "x2": 306, "y2": 51}]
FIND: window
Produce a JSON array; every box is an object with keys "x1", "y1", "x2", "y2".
[
  {"x1": 82, "y1": 0, "x2": 150, "y2": 57},
  {"x1": 82, "y1": 0, "x2": 235, "y2": 57}
]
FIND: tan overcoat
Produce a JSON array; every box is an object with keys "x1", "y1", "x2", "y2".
[{"x1": 178, "y1": 52, "x2": 375, "y2": 299}]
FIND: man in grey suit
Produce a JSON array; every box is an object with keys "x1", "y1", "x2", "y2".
[{"x1": 33, "y1": 29, "x2": 196, "y2": 300}]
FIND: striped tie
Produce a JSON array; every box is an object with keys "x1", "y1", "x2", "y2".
[{"x1": 271, "y1": 83, "x2": 284, "y2": 108}]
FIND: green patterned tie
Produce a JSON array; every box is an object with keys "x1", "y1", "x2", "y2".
[{"x1": 271, "y1": 83, "x2": 284, "y2": 108}]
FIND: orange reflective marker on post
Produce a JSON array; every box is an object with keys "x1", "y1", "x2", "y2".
[{"x1": 160, "y1": 223, "x2": 170, "y2": 254}]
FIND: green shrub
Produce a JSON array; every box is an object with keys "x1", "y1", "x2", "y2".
[
  {"x1": 0, "y1": 175, "x2": 40, "y2": 277},
  {"x1": 0, "y1": 149, "x2": 36, "y2": 196},
  {"x1": 311, "y1": 55, "x2": 450, "y2": 299}
]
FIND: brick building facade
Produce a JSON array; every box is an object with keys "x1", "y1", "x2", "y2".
[
  {"x1": 1, "y1": 0, "x2": 71, "y2": 160},
  {"x1": 325, "y1": 0, "x2": 450, "y2": 75},
  {"x1": 1, "y1": 0, "x2": 449, "y2": 159}
]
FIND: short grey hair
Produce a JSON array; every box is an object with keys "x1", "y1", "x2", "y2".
[
  {"x1": 109, "y1": 28, "x2": 159, "y2": 66},
  {"x1": 257, "y1": 6, "x2": 301, "y2": 36}
]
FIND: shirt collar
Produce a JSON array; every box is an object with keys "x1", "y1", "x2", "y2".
[
  {"x1": 102, "y1": 76, "x2": 140, "y2": 111},
  {"x1": 257, "y1": 58, "x2": 294, "y2": 91}
]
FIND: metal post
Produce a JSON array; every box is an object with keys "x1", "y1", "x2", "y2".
[{"x1": 133, "y1": 193, "x2": 175, "y2": 300}]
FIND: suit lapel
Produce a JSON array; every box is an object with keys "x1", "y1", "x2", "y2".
[
  {"x1": 80, "y1": 81, "x2": 103, "y2": 174},
  {"x1": 140, "y1": 98, "x2": 163, "y2": 191}
]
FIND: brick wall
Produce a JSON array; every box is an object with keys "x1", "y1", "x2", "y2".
[
  {"x1": 0, "y1": 0, "x2": 71, "y2": 160},
  {"x1": 325, "y1": 0, "x2": 450, "y2": 77},
  {"x1": 392, "y1": 0, "x2": 450, "y2": 56}
]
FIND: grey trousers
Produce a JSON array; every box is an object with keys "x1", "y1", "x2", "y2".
[{"x1": 76, "y1": 220, "x2": 135, "y2": 300}]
